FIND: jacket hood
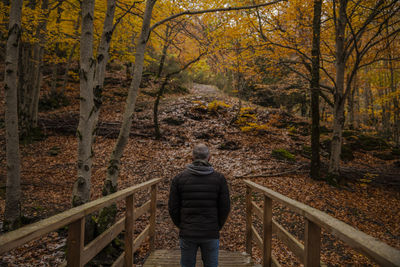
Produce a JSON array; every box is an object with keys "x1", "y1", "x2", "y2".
[{"x1": 186, "y1": 159, "x2": 214, "y2": 175}]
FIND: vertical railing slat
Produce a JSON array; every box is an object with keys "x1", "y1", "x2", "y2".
[
  {"x1": 305, "y1": 219, "x2": 321, "y2": 267},
  {"x1": 263, "y1": 195, "x2": 272, "y2": 267},
  {"x1": 67, "y1": 217, "x2": 85, "y2": 267},
  {"x1": 149, "y1": 184, "x2": 157, "y2": 251},
  {"x1": 125, "y1": 194, "x2": 135, "y2": 267},
  {"x1": 245, "y1": 186, "x2": 253, "y2": 256}
]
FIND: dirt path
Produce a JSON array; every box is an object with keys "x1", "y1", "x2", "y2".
[{"x1": 191, "y1": 83, "x2": 222, "y2": 96}]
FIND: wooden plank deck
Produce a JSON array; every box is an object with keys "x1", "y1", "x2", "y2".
[{"x1": 143, "y1": 249, "x2": 258, "y2": 267}]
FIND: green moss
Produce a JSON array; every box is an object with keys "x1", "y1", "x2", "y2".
[
  {"x1": 272, "y1": 149, "x2": 296, "y2": 161},
  {"x1": 97, "y1": 204, "x2": 118, "y2": 234}
]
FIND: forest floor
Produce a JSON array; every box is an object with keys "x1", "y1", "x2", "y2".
[{"x1": 0, "y1": 78, "x2": 399, "y2": 266}]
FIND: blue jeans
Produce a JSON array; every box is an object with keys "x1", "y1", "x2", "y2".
[{"x1": 179, "y1": 238, "x2": 219, "y2": 267}]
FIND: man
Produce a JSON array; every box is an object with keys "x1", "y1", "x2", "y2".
[{"x1": 168, "y1": 144, "x2": 231, "y2": 267}]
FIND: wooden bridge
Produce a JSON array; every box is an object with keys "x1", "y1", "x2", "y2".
[{"x1": 1, "y1": 178, "x2": 400, "y2": 267}]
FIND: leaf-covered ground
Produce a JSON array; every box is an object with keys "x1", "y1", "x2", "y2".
[{"x1": 0, "y1": 81, "x2": 399, "y2": 266}]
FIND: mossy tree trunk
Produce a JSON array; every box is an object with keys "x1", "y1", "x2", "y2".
[
  {"x1": 4, "y1": 0, "x2": 23, "y2": 231},
  {"x1": 72, "y1": 0, "x2": 96, "y2": 208},
  {"x1": 103, "y1": 0, "x2": 157, "y2": 197}
]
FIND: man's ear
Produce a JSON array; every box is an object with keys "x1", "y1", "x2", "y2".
[{"x1": 208, "y1": 155, "x2": 212, "y2": 161}]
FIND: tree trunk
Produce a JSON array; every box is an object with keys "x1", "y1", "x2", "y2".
[
  {"x1": 154, "y1": 78, "x2": 168, "y2": 139},
  {"x1": 72, "y1": 0, "x2": 96, "y2": 207},
  {"x1": 62, "y1": 14, "x2": 81, "y2": 94},
  {"x1": 348, "y1": 74, "x2": 357, "y2": 130},
  {"x1": 389, "y1": 49, "x2": 399, "y2": 145},
  {"x1": 103, "y1": 0, "x2": 157, "y2": 196},
  {"x1": 328, "y1": 0, "x2": 347, "y2": 179},
  {"x1": 378, "y1": 78, "x2": 390, "y2": 137},
  {"x1": 154, "y1": 28, "x2": 170, "y2": 139},
  {"x1": 18, "y1": 0, "x2": 48, "y2": 138},
  {"x1": 353, "y1": 82, "x2": 360, "y2": 129},
  {"x1": 50, "y1": 59, "x2": 58, "y2": 94},
  {"x1": 310, "y1": 0, "x2": 322, "y2": 180},
  {"x1": 4, "y1": 0, "x2": 23, "y2": 230},
  {"x1": 61, "y1": 42, "x2": 77, "y2": 93},
  {"x1": 93, "y1": 0, "x2": 116, "y2": 110},
  {"x1": 72, "y1": 0, "x2": 117, "y2": 208}
]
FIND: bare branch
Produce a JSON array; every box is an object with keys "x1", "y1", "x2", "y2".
[{"x1": 149, "y1": 0, "x2": 286, "y2": 32}]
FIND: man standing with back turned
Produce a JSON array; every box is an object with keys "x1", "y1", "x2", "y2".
[{"x1": 168, "y1": 144, "x2": 231, "y2": 267}]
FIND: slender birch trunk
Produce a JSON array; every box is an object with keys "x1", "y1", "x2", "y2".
[
  {"x1": 72, "y1": 0, "x2": 96, "y2": 207},
  {"x1": 328, "y1": 0, "x2": 347, "y2": 179},
  {"x1": 4, "y1": 0, "x2": 23, "y2": 230},
  {"x1": 72, "y1": 0, "x2": 117, "y2": 208},
  {"x1": 103, "y1": 0, "x2": 157, "y2": 195},
  {"x1": 310, "y1": 0, "x2": 322, "y2": 180},
  {"x1": 93, "y1": 0, "x2": 116, "y2": 115}
]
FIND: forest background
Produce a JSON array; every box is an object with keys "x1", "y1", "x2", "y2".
[{"x1": 0, "y1": 0, "x2": 400, "y2": 266}]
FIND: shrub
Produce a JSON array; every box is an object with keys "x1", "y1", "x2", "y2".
[
  {"x1": 235, "y1": 107, "x2": 257, "y2": 125},
  {"x1": 207, "y1": 100, "x2": 231, "y2": 113}
]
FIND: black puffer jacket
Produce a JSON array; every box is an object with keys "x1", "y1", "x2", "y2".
[{"x1": 168, "y1": 161, "x2": 230, "y2": 239}]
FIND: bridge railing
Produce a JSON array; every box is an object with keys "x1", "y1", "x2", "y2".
[
  {"x1": 0, "y1": 178, "x2": 162, "y2": 267},
  {"x1": 244, "y1": 179, "x2": 400, "y2": 267}
]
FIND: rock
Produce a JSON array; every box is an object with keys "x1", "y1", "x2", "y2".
[
  {"x1": 358, "y1": 134, "x2": 389, "y2": 151},
  {"x1": 184, "y1": 111, "x2": 203, "y2": 121},
  {"x1": 393, "y1": 160, "x2": 400, "y2": 168},
  {"x1": 391, "y1": 148, "x2": 400, "y2": 156},
  {"x1": 218, "y1": 140, "x2": 240, "y2": 150},
  {"x1": 163, "y1": 117, "x2": 185, "y2": 126},
  {"x1": 373, "y1": 151, "x2": 395, "y2": 161},
  {"x1": 194, "y1": 132, "x2": 211, "y2": 140},
  {"x1": 342, "y1": 130, "x2": 358, "y2": 137},
  {"x1": 48, "y1": 146, "x2": 60, "y2": 156}
]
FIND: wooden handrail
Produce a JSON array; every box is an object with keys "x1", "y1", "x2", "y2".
[
  {"x1": 244, "y1": 179, "x2": 400, "y2": 267},
  {"x1": 0, "y1": 178, "x2": 162, "y2": 267}
]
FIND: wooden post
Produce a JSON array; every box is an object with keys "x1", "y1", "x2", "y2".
[
  {"x1": 149, "y1": 184, "x2": 157, "y2": 251},
  {"x1": 125, "y1": 194, "x2": 135, "y2": 267},
  {"x1": 67, "y1": 217, "x2": 85, "y2": 267},
  {"x1": 245, "y1": 186, "x2": 252, "y2": 256},
  {"x1": 305, "y1": 219, "x2": 321, "y2": 267},
  {"x1": 263, "y1": 195, "x2": 272, "y2": 267}
]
